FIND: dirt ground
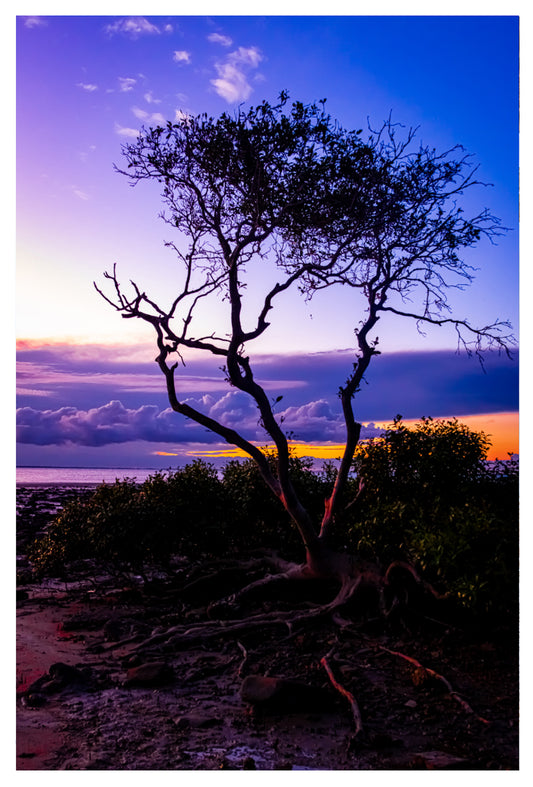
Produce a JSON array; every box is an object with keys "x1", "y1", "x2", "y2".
[{"x1": 16, "y1": 486, "x2": 519, "y2": 771}]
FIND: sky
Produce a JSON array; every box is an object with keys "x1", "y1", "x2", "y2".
[{"x1": 15, "y1": 8, "x2": 520, "y2": 469}]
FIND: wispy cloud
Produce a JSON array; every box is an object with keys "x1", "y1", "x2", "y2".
[
  {"x1": 208, "y1": 32, "x2": 233, "y2": 47},
  {"x1": 211, "y1": 46, "x2": 264, "y2": 103},
  {"x1": 72, "y1": 187, "x2": 90, "y2": 201},
  {"x1": 132, "y1": 106, "x2": 166, "y2": 125},
  {"x1": 173, "y1": 50, "x2": 191, "y2": 65},
  {"x1": 104, "y1": 17, "x2": 161, "y2": 40},
  {"x1": 144, "y1": 91, "x2": 161, "y2": 105},
  {"x1": 114, "y1": 122, "x2": 139, "y2": 138},
  {"x1": 118, "y1": 77, "x2": 137, "y2": 92},
  {"x1": 23, "y1": 17, "x2": 48, "y2": 29},
  {"x1": 76, "y1": 82, "x2": 98, "y2": 92}
]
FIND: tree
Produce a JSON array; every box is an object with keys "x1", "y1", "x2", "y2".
[{"x1": 96, "y1": 94, "x2": 513, "y2": 611}]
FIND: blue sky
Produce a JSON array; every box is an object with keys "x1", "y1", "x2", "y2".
[{"x1": 15, "y1": 10, "x2": 520, "y2": 467}]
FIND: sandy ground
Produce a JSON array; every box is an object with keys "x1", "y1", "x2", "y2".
[{"x1": 15, "y1": 485, "x2": 519, "y2": 772}]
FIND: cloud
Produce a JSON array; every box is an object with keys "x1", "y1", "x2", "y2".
[
  {"x1": 23, "y1": 17, "x2": 47, "y2": 28},
  {"x1": 118, "y1": 77, "x2": 137, "y2": 92},
  {"x1": 132, "y1": 106, "x2": 166, "y2": 125},
  {"x1": 114, "y1": 122, "x2": 139, "y2": 138},
  {"x1": 72, "y1": 187, "x2": 90, "y2": 201},
  {"x1": 16, "y1": 401, "x2": 200, "y2": 447},
  {"x1": 76, "y1": 82, "x2": 98, "y2": 92},
  {"x1": 16, "y1": 341, "x2": 518, "y2": 438},
  {"x1": 144, "y1": 91, "x2": 161, "y2": 105},
  {"x1": 173, "y1": 51, "x2": 191, "y2": 65},
  {"x1": 104, "y1": 17, "x2": 161, "y2": 39},
  {"x1": 211, "y1": 46, "x2": 264, "y2": 103},
  {"x1": 208, "y1": 33, "x2": 233, "y2": 47}
]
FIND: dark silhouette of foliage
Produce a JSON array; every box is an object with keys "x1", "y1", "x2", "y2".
[
  {"x1": 95, "y1": 94, "x2": 514, "y2": 574},
  {"x1": 29, "y1": 419, "x2": 518, "y2": 617}
]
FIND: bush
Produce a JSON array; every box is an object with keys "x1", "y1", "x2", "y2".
[
  {"x1": 29, "y1": 420, "x2": 518, "y2": 618},
  {"x1": 346, "y1": 417, "x2": 518, "y2": 616}
]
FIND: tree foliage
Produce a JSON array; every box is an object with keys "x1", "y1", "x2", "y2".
[{"x1": 96, "y1": 94, "x2": 514, "y2": 566}]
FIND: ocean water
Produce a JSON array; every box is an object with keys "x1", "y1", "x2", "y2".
[{"x1": 16, "y1": 467, "x2": 161, "y2": 486}]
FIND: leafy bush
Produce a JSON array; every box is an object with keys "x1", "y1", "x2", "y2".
[
  {"x1": 346, "y1": 417, "x2": 518, "y2": 616},
  {"x1": 29, "y1": 419, "x2": 518, "y2": 617}
]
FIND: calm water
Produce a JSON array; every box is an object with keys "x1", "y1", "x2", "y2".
[{"x1": 16, "y1": 467, "x2": 162, "y2": 486}]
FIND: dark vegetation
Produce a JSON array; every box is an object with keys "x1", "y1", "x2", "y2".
[
  {"x1": 29, "y1": 417, "x2": 518, "y2": 622},
  {"x1": 20, "y1": 418, "x2": 519, "y2": 769},
  {"x1": 94, "y1": 95, "x2": 515, "y2": 601},
  {"x1": 18, "y1": 97, "x2": 519, "y2": 767}
]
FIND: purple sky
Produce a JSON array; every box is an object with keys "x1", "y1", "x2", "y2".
[{"x1": 15, "y1": 12, "x2": 519, "y2": 468}]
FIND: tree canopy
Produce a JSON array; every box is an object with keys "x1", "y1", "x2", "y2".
[{"x1": 97, "y1": 94, "x2": 514, "y2": 565}]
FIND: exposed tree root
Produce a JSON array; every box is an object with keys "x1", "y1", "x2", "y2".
[
  {"x1": 377, "y1": 644, "x2": 491, "y2": 725},
  {"x1": 321, "y1": 651, "x2": 364, "y2": 737},
  {"x1": 108, "y1": 569, "x2": 365, "y2": 655},
  {"x1": 105, "y1": 550, "x2": 448, "y2": 661}
]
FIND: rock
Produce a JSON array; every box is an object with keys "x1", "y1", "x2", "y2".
[
  {"x1": 21, "y1": 693, "x2": 46, "y2": 708},
  {"x1": 123, "y1": 661, "x2": 174, "y2": 688},
  {"x1": 173, "y1": 712, "x2": 222, "y2": 729},
  {"x1": 26, "y1": 662, "x2": 90, "y2": 695},
  {"x1": 240, "y1": 675, "x2": 332, "y2": 713},
  {"x1": 410, "y1": 750, "x2": 468, "y2": 769}
]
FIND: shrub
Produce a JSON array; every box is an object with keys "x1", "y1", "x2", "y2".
[{"x1": 346, "y1": 417, "x2": 518, "y2": 616}]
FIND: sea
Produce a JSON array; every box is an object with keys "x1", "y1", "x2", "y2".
[{"x1": 16, "y1": 467, "x2": 163, "y2": 487}]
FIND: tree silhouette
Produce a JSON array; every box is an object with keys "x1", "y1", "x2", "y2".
[{"x1": 97, "y1": 94, "x2": 513, "y2": 601}]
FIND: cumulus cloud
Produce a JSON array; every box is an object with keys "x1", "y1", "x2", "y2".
[
  {"x1": 104, "y1": 17, "x2": 161, "y2": 39},
  {"x1": 277, "y1": 400, "x2": 345, "y2": 442},
  {"x1": 16, "y1": 401, "x2": 198, "y2": 447},
  {"x1": 173, "y1": 51, "x2": 191, "y2": 65},
  {"x1": 208, "y1": 32, "x2": 233, "y2": 47},
  {"x1": 211, "y1": 46, "x2": 264, "y2": 103}
]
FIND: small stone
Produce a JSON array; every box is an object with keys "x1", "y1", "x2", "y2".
[
  {"x1": 240, "y1": 674, "x2": 332, "y2": 713},
  {"x1": 124, "y1": 661, "x2": 173, "y2": 688},
  {"x1": 405, "y1": 699, "x2": 417, "y2": 708},
  {"x1": 410, "y1": 750, "x2": 468, "y2": 770},
  {"x1": 21, "y1": 693, "x2": 46, "y2": 708}
]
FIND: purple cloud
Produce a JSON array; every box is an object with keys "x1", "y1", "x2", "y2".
[{"x1": 16, "y1": 401, "x2": 201, "y2": 447}]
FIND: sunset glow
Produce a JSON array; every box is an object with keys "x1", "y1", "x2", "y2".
[{"x1": 183, "y1": 411, "x2": 518, "y2": 464}]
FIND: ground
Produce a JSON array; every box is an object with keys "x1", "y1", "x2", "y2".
[{"x1": 16, "y1": 486, "x2": 519, "y2": 771}]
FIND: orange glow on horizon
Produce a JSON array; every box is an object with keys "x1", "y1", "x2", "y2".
[{"x1": 171, "y1": 411, "x2": 518, "y2": 463}]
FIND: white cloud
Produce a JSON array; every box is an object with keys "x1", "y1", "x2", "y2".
[
  {"x1": 118, "y1": 77, "x2": 137, "y2": 93},
  {"x1": 208, "y1": 32, "x2": 233, "y2": 47},
  {"x1": 24, "y1": 17, "x2": 47, "y2": 28},
  {"x1": 132, "y1": 106, "x2": 166, "y2": 125},
  {"x1": 144, "y1": 91, "x2": 161, "y2": 105},
  {"x1": 72, "y1": 188, "x2": 90, "y2": 201},
  {"x1": 114, "y1": 122, "x2": 140, "y2": 138},
  {"x1": 173, "y1": 50, "x2": 191, "y2": 65},
  {"x1": 76, "y1": 82, "x2": 98, "y2": 92},
  {"x1": 211, "y1": 46, "x2": 263, "y2": 103},
  {"x1": 104, "y1": 17, "x2": 161, "y2": 39}
]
